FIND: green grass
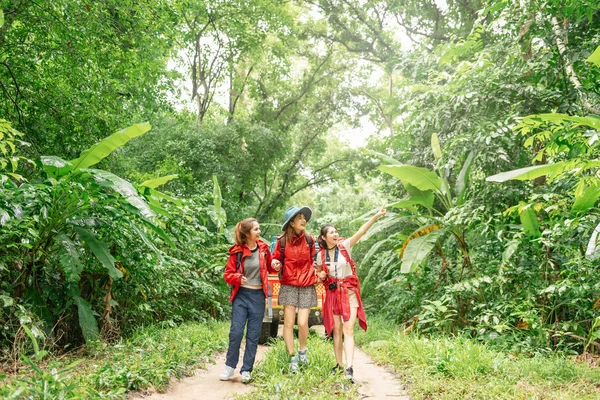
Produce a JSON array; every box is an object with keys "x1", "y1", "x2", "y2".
[
  {"x1": 235, "y1": 329, "x2": 359, "y2": 400},
  {"x1": 0, "y1": 320, "x2": 229, "y2": 399},
  {"x1": 6, "y1": 317, "x2": 599, "y2": 399},
  {"x1": 355, "y1": 316, "x2": 600, "y2": 399}
]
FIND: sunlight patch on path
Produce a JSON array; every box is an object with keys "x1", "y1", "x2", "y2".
[
  {"x1": 129, "y1": 345, "x2": 267, "y2": 400},
  {"x1": 353, "y1": 347, "x2": 410, "y2": 400}
]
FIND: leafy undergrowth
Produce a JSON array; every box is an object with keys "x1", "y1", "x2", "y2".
[
  {"x1": 235, "y1": 330, "x2": 359, "y2": 400},
  {"x1": 0, "y1": 320, "x2": 229, "y2": 399},
  {"x1": 355, "y1": 316, "x2": 600, "y2": 400}
]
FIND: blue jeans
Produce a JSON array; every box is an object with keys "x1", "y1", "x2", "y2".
[{"x1": 225, "y1": 287, "x2": 265, "y2": 372}]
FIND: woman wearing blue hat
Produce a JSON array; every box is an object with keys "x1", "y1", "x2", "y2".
[{"x1": 271, "y1": 205, "x2": 317, "y2": 373}]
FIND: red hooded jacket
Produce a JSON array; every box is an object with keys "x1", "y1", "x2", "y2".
[
  {"x1": 224, "y1": 240, "x2": 275, "y2": 302},
  {"x1": 319, "y1": 240, "x2": 367, "y2": 336},
  {"x1": 272, "y1": 233, "x2": 317, "y2": 287}
]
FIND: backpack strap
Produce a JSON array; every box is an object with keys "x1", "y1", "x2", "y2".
[
  {"x1": 318, "y1": 247, "x2": 328, "y2": 276},
  {"x1": 279, "y1": 235, "x2": 286, "y2": 279},
  {"x1": 235, "y1": 252, "x2": 243, "y2": 273},
  {"x1": 338, "y1": 241, "x2": 356, "y2": 275},
  {"x1": 305, "y1": 233, "x2": 314, "y2": 262}
]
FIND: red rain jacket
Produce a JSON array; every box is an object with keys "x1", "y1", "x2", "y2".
[
  {"x1": 272, "y1": 233, "x2": 317, "y2": 287},
  {"x1": 224, "y1": 240, "x2": 275, "y2": 302}
]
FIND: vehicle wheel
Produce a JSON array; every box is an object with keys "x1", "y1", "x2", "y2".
[
  {"x1": 269, "y1": 320, "x2": 278, "y2": 338},
  {"x1": 258, "y1": 322, "x2": 273, "y2": 345}
]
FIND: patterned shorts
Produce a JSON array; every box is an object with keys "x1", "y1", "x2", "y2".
[{"x1": 279, "y1": 284, "x2": 317, "y2": 309}]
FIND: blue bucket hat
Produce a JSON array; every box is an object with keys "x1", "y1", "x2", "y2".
[{"x1": 281, "y1": 205, "x2": 312, "y2": 231}]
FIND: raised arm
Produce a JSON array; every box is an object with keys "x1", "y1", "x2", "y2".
[{"x1": 348, "y1": 207, "x2": 387, "y2": 248}]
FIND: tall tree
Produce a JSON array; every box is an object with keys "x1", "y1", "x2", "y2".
[{"x1": 0, "y1": 0, "x2": 177, "y2": 157}]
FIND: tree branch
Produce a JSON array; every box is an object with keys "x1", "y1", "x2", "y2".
[{"x1": 551, "y1": 16, "x2": 600, "y2": 115}]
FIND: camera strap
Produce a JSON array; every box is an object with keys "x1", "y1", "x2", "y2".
[{"x1": 325, "y1": 246, "x2": 339, "y2": 279}]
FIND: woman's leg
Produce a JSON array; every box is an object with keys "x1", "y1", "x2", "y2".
[
  {"x1": 241, "y1": 290, "x2": 265, "y2": 373},
  {"x1": 283, "y1": 304, "x2": 297, "y2": 355},
  {"x1": 333, "y1": 315, "x2": 344, "y2": 366},
  {"x1": 225, "y1": 292, "x2": 249, "y2": 368},
  {"x1": 342, "y1": 307, "x2": 358, "y2": 368},
  {"x1": 297, "y1": 308, "x2": 310, "y2": 351}
]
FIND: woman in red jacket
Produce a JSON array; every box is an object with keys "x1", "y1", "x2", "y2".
[
  {"x1": 271, "y1": 206, "x2": 317, "y2": 373},
  {"x1": 219, "y1": 218, "x2": 278, "y2": 383},
  {"x1": 317, "y1": 207, "x2": 386, "y2": 383}
]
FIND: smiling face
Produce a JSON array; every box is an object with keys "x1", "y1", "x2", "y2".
[
  {"x1": 289, "y1": 212, "x2": 307, "y2": 233},
  {"x1": 322, "y1": 225, "x2": 339, "y2": 248},
  {"x1": 246, "y1": 221, "x2": 261, "y2": 244}
]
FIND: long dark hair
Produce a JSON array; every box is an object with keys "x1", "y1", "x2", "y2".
[
  {"x1": 234, "y1": 218, "x2": 258, "y2": 246},
  {"x1": 318, "y1": 224, "x2": 337, "y2": 250}
]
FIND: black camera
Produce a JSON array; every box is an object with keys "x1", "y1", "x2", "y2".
[{"x1": 328, "y1": 282, "x2": 337, "y2": 290}]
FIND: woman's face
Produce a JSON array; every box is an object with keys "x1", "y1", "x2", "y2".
[
  {"x1": 323, "y1": 226, "x2": 339, "y2": 247},
  {"x1": 289, "y1": 213, "x2": 307, "y2": 233},
  {"x1": 248, "y1": 221, "x2": 261, "y2": 242}
]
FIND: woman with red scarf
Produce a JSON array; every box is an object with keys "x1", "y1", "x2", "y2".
[{"x1": 316, "y1": 207, "x2": 386, "y2": 383}]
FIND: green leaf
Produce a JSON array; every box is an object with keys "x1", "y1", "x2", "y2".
[
  {"x1": 586, "y1": 221, "x2": 600, "y2": 259},
  {"x1": 70, "y1": 123, "x2": 151, "y2": 170},
  {"x1": 363, "y1": 149, "x2": 401, "y2": 164},
  {"x1": 73, "y1": 227, "x2": 122, "y2": 279},
  {"x1": 21, "y1": 325, "x2": 39, "y2": 354},
  {"x1": 456, "y1": 151, "x2": 475, "y2": 203},
  {"x1": 0, "y1": 208, "x2": 9, "y2": 226},
  {"x1": 524, "y1": 114, "x2": 600, "y2": 131},
  {"x1": 359, "y1": 215, "x2": 404, "y2": 242},
  {"x1": 486, "y1": 162, "x2": 565, "y2": 182},
  {"x1": 140, "y1": 218, "x2": 175, "y2": 248},
  {"x1": 404, "y1": 183, "x2": 435, "y2": 207},
  {"x1": 519, "y1": 208, "x2": 540, "y2": 238},
  {"x1": 379, "y1": 164, "x2": 442, "y2": 191},
  {"x1": 587, "y1": 45, "x2": 600, "y2": 67},
  {"x1": 212, "y1": 175, "x2": 226, "y2": 235},
  {"x1": 390, "y1": 198, "x2": 431, "y2": 210},
  {"x1": 0, "y1": 10, "x2": 4, "y2": 28},
  {"x1": 86, "y1": 169, "x2": 154, "y2": 219},
  {"x1": 57, "y1": 234, "x2": 83, "y2": 283},
  {"x1": 431, "y1": 133, "x2": 442, "y2": 161},
  {"x1": 502, "y1": 240, "x2": 519, "y2": 264},
  {"x1": 573, "y1": 180, "x2": 600, "y2": 212},
  {"x1": 401, "y1": 228, "x2": 445, "y2": 273},
  {"x1": 146, "y1": 188, "x2": 183, "y2": 205},
  {"x1": 40, "y1": 156, "x2": 73, "y2": 178},
  {"x1": 74, "y1": 296, "x2": 99, "y2": 344},
  {"x1": 1, "y1": 294, "x2": 14, "y2": 307},
  {"x1": 361, "y1": 239, "x2": 388, "y2": 267},
  {"x1": 148, "y1": 198, "x2": 171, "y2": 217},
  {"x1": 129, "y1": 221, "x2": 162, "y2": 257},
  {"x1": 139, "y1": 174, "x2": 178, "y2": 189}
]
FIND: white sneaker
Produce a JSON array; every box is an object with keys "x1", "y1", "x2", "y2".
[
  {"x1": 219, "y1": 365, "x2": 235, "y2": 381},
  {"x1": 241, "y1": 371, "x2": 251, "y2": 383}
]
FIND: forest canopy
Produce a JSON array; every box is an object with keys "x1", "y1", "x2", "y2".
[{"x1": 1, "y1": 0, "x2": 600, "y2": 359}]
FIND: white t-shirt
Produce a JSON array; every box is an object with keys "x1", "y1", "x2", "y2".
[{"x1": 316, "y1": 239, "x2": 353, "y2": 279}]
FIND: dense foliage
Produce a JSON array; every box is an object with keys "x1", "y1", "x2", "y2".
[{"x1": 1, "y1": 0, "x2": 600, "y2": 382}]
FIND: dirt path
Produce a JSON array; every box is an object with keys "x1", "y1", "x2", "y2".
[
  {"x1": 130, "y1": 326, "x2": 410, "y2": 400},
  {"x1": 129, "y1": 345, "x2": 268, "y2": 400},
  {"x1": 352, "y1": 347, "x2": 410, "y2": 399}
]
